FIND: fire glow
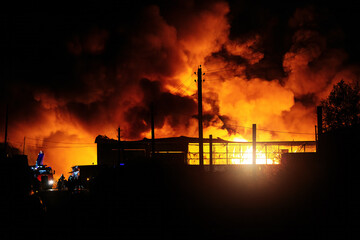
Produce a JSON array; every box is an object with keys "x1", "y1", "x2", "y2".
[
  {"x1": 186, "y1": 141, "x2": 313, "y2": 166},
  {"x1": 2, "y1": 1, "x2": 357, "y2": 177},
  {"x1": 229, "y1": 147, "x2": 277, "y2": 165}
]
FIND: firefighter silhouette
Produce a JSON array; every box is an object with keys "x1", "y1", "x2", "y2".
[
  {"x1": 35, "y1": 150, "x2": 44, "y2": 168},
  {"x1": 57, "y1": 174, "x2": 66, "y2": 190}
]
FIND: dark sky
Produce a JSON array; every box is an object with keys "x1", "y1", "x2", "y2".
[{"x1": 2, "y1": 0, "x2": 360, "y2": 84}]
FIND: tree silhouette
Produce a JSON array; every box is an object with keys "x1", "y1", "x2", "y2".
[{"x1": 321, "y1": 80, "x2": 360, "y2": 132}]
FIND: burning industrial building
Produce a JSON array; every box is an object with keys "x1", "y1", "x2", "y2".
[
  {"x1": 1, "y1": 1, "x2": 360, "y2": 177},
  {"x1": 95, "y1": 135, "x2": 316, "y2": 167}
]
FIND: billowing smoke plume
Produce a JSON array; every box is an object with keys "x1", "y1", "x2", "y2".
[
  {"x1": 1, "y1": 1, "x2": 359, "y2": 176},
  {"x1": 124, "y1": 78, "x2": 197, "y2": 137}
]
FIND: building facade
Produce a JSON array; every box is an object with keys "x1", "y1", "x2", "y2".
[{"x1": 95, "y1": 135, "x2": 316, "y2": 167}]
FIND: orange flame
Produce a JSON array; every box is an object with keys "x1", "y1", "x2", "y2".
[{"x1": 3, "y1": 2, "x2": 357, "y2": 178}]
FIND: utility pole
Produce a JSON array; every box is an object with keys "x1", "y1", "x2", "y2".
[
  {"x1": 117, "y1": 127, "x2": 121, "y2": 142},
  {"x1": 117, "y1": 127, "x2": 121, "y2": 166},
  {"x1": 209, "y1": 134, "x2": 213, "y2": 171},
  {"x1": 150, "y1": 103, "x2": 155, "y2": 159},
  {"x1": 23, "y1": 137, "x2": 26, "y2": 155},
  {"x1": 315, "y1": 125, "x2": 318, "y2": 152},
  {"x1": 252, "y1": 124, "x2": 256, "y2": 165},
  {"x1": 317, "y1": 106, "x2": 323, "y2": 152},
  {"x1": 317, "y1": 106, "x2": 323, "y2": 137},
  {"x1": 196, "y1": 65, "x2": 204, "y2": 166},
  {"x1": 4, "y1": 104, "x2": 8, "y2": 158}
]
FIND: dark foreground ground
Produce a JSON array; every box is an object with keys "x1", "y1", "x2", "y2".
[{"x1": 2, "y1": 160, "x2": 359, "y2": 240}]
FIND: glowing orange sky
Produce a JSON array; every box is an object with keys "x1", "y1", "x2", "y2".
[{"x1": 2, "y1": 1, "x2": 360, "y2": 179}]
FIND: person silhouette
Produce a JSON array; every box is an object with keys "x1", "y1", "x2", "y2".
[{"x1": 35, "y1": 150, "x2": 45, "y2": 168}]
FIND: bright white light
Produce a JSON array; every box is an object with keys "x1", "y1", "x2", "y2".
[
  {"x1": 48, "y1": 180, "x2": 54, "y2": 185},
  {"x1": 230, "y1": 137, "x2": 248, "y2": 142}
]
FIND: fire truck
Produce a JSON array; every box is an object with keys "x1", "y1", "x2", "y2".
[{"x1": 29, "y1": 151, "x2": 55, "y2": 190}]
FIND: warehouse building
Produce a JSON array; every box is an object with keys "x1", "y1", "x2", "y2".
[{"x1": 95, "y1": 135, "x2": 316, "y2": 167}]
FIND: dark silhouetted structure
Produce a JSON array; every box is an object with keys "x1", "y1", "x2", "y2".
[{"x1": 95, "y1": 135, "x2": 316, "y2": 167}]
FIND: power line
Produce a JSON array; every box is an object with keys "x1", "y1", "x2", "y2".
[
  {"x1": 225, "y1": 123, "x2": 313, "y2": 135},
  {"x1": 38, "y1": 145, "x2": 96, "y2": 149},
  {"x1": 8, "y1": 140, "x2": 96, "y2": 149},
  {"x1": 257, "y1": 128, "x2": 314, "y2": 135},
  {"x1": 206, "y1": 67, "x2": 235, "y2": 73},
  {"x1": 171, "y1": 74, "x2": 196, "y2": 96},
  {"x1": 25, "y1": 137, "x2": 95, "y2": 145},
  {"x1": 104, "y1": 105, "x2": 312, "y2": 136}
]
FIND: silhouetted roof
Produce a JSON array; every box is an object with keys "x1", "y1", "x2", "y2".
[{"x1": 95, "y1": 135, "x2": 315, "y2": 145}]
